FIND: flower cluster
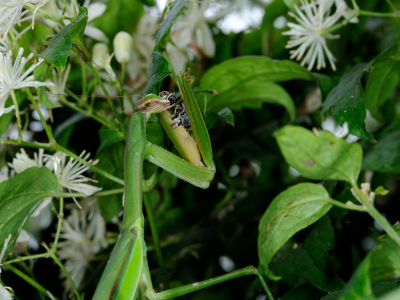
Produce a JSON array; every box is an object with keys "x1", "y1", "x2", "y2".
[
  {"x1": 0, "y1": 48, "x2": 54, "y2": 117},
  {"x1": 283, "y1": 0, "x2": 357, "y2": 71}
]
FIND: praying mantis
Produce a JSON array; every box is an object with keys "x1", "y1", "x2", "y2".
[{"x1": 92, "y1": 72, "x2": 271, "y2": 299}]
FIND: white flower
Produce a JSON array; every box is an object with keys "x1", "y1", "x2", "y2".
[
  {"x1": 0, "y1": 48, "x2": 55, "y2": 116},
  {"x1": 50, "y1": 150, "x2": 102, "y2": 205},
  {"x1": 0, "y1": 0, "x2": 48, "y2": 41},
  {"x1": 321, "y1": 116, "x2": 359, "y2": 142},
  {"x1": 57, "y1": 200, "x2": 106, "y2": 289},
  {"x1": 0, "y1": 234, "x2": 14, "y2": 300},
  {"x1": 92, "y1": 43, "x2": 109, "y2": 68},
  {"x1": 113, "y1": 31, "x2": 133, "y2": 64},
  {"x1": 168, "y1": 2, "x2": 216, "y2": 72},
  {"x1": 283, "y1": 0, "x2": 348, "y2": 71},
  {"x1": 0, "y1": 165, "x2": 11, "y2": 183}
]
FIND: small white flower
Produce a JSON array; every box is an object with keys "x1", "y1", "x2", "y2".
[
  {"x1": 50, "y1": 150, "x2": 102, "y2": 206},
  {"x1": 57, "y1": 200, "x2": 106, "y2": 289},
  {"x1": 0, "y1": 165, "x2": 11, "y2": 183},
  {"x1": 283, "y1": 0, "x2": 348, "y2": 71},
  {"x1": 0, "y1": 48, "x2": 55, "y2": 116},
  {"x1": 0, "y1": 0, "x2": 48, "y2": 41},
  {"x1": 113, "y1": 31, "x2": 133, "y2": 64}
]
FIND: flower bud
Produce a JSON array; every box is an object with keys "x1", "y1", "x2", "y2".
[
  {"x1": 92, "y1": 43, "x2": 109, "y2": 68},
  {"x1": 113, "y1": 31, "x2": 133, "y2": 64}
]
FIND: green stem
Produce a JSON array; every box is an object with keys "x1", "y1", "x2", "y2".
[
  {"x1": 10, "y1": 90, "x2": 22, "y2": 142},
  {"x1": 55, "y1": 144, "x2": 124, "y2": 186},
  {"x1": 70, "y1": 0, "x2": 78, "y2": 17},
  {"x1": 42, "y1": 243, "x2": 81, "y2": 299},
  {"x1": 6, "y1": 264, "x2": 58, "y2": 300},
  {"x1": 358, "y1": 10, "x2": 398, "y2": 17},
  {"x1": 324, "y1": 198, "x2": 366, "y2": 212},
  {"x1": 2, "y1": 253, "x2": 48, "y2": 266},
  {"x1": 51, "y1": 188, "x2": 124, "y2": 198},
  {"x1": 119, "y1": 61, "x2": 126, "y2": 113},
  {"x1": 143, "y1": 193, "x2": 169, "y2": 290},
  {"x1": 51, "y1": 196, "x2": 64, "y2": 251},
  {"x1": 192, "y1": 89, "x2": 219, "y2": 96},
  {"x1": 210, "y1": 189, "x2": 234, "y2": 216},
  {"x1": 25, "y1": 88, "x2": 55, "y2": 145},
  {"x1": 24, "y1": 3, "x2": 72, "y2": 23},
  {"x1": 81, "y1": 60, "x2": 87, "y2": 105},
  {"x1": 86, "y1": 61, "x2": 127, "y2": 139},
  {"x1": 0, "y1": 139, "x2": 53, "y2": 150},
  {"x1": 163, "y1": 50, "x2": 179, "y2": 86},
  {"x1": 148, "y1": 266, "x2": 274, "y2": 300},
  {"x1": 351, "y1": 183, "x2": 400, "y2": 247}
]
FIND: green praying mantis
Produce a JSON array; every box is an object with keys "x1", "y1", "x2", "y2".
[{"x1": 92, "y1": 72, "x2": 271, "y2": 299}]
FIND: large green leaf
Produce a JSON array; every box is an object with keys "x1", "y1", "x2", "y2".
[
  {"x1": 369, "y1": 223, "x2": 400, "y2": 284},
  {"x1": 365, "y1": 60, "x2": 400, "y2": 120},
  {"x1": 258, "y1": 183, "x2": 332, "y2": 268},
  {"x1": 363, "y1": 123, "x2": 400, "y2": 174},
  {"x1": 154, "y1": 0, "x2": 188, "y2": 47},
  {"x1": 280, "y1": 284, "x2": 325, "y2": 300},
  {"x1": 200, "y1": 56, "x2": 312, "y2": 111},
  {"x1": 38, "y1": 7, "x2": 89, "y2": 72},
  {"x1": 271, "y1": 217, "x2": 344, "y2": 292},
  {"x1": 204, "y1": 79, "x2": 296, "y2": 121},
  {"x1": 338, "y1": 255, "x2": 375, "y2": 300},
  {"x1": 144, "y1": 52, "x2": 172, "y2": 94},
  {"x1": 321, "y1": 63, "x2": 374, "y2": 141},
  {"x1": 275, "y1": 125, "x2": 362, "y2": 184},
  {"x1": 0, "y1": 167, "x2": 59, "y2": 255}
]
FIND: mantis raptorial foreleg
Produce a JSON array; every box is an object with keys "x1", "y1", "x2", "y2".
[{"x1": 93, "y1": 73, "x2": 271, "y2": 300}]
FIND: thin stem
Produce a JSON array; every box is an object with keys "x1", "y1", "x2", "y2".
[
  {"x1": 51, "y1": 188, "x2": 124, "y2": 198},
  {"x1": 24, "y1": 3, "x2": 72, "y2": 23},
  {"x1": 10, "y1": 90, "x2": 22, "y2": 142},
  {"x1": 163, "y1": 50, "x2": 179, "y2": 86},
  {"x1": 119, "y1": 61, "x2": 126, "y2": 113},
  {"x1": 143, "y1": 193, "x2": 169, "y2": 290},
  {"x1": 358, "y1": 10, "x2": 397, "y2": 17},
  {"x1": 0, "y1": 139, "x2": 53, "y2": 150},
  {"x1": 211, "y1": 189, "x2": 234, "y2": 216},
  {"x1": 323, "y1": 198, "x2": 366, "y2": 212},
  {"x1": 55, "y1": 143, "x2": 124, "y2": 186},
  {"x1": 351, "y1": 183, "x2": 400, "y2": 247},
  {"x1": 42, "y1": 243, "x2": 81, "y2": 300},
  {"x1": 192, "y1": 89, "x2": 219, "y2": 96},
  {"x1": 2, "y1": 253, "x2": 48, "y2": 266},
  {"x1": 6, "y1": 264, "x2": 58, "y2": 300},
  {"x1": 148, "y1": 266, "x2": 274, "y2": 300},
  {"x1": 70, "y1": 0, "x2": 78, "y2": 17},
  {"x1": 25, "y1": 88, "x2": 54, "y2": 145},
  {"x1": 86, "y1": 61, "x2": 127, "y2": 138},
  {"x1": 51, "y1": 196, "x2": 64, "y2": 251},
  {"x1": 81, "y1": 60, "x2": 87, "y2": 104}
]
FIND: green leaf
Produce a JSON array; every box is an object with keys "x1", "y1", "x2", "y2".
[
  {"x1": 217, "y1": 108, "x2": 235, "y2": 126},
  {"x1": 144, "y1": 52, "x2": 172, "y2": 94},
  {"x1": 379, "y1": 287, "x2": 400, "y2": 300},
  {"x1": 0, "y1": 167, "x2": 59, "y2": 255},
  {"x1": 200, "y1": 56, "x2": 312, "y2": 113},
  {"x1": 338, "y1": 255, "x2": 375, "y2": 300},
  {"x1": 275, "y1": 125, "x2": 362, "y2": 183},
  {"x1": 204, "y1": 79, "x2": 296, "y2": 122},
  {"x1": 154, "y1": 0, "x2": 189, "y2": 47},
  {"x1": 96, "y1": 142, "x2": 125, "y2": 222},
  {"x1": 365, "y1": 60, "x2": 400, "y2": 120},
  {"x1": 363, "y1": 123, "x2": 400, "y2": 174},
  {"x1": 258, "y1": 183, "x2": 332, "y2": 268},
  {"x1": 283, "y1": 0, "x2": 300, "y2": 9},
  {"x1": 313, "y1": 73, "x2": 334, "y2": 101},
  {"x1": 369, "y1": 223, "x2": 400, "y2": 285},
  {"x1": 321, "y1": 63, "x2": 374, "y2": 141},
  {"x1": 281, "y1": 284, "x2": 326, "y2": 300},
  {"x1": 38, "y1": 87, "x2": 60, "y2": 109},
  {"x1": 98, "y1": 128, "x2": 125, "y2": 152},
  {"x1": 271, "y1": 217, "x2": 344, "y2": 292},
  {"x1": 38, "y1": 7, "x2": 89, "y2": 71}
]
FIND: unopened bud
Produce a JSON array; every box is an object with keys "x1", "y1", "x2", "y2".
[
  {"x1": 92, "y1": 43, "x2": 109, "y2": 68},
  {"x1": 113, "y1": 31, "x2": 132, "y2": 64}
]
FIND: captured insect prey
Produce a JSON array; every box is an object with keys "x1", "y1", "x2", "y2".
[{"x1": 171, "y1": 103, "x2": 192, "y2": 130}]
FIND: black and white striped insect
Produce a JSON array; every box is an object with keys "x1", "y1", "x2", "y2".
[{"x1": 159, "y1": 91, "x2": 192, "y2": 131}]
